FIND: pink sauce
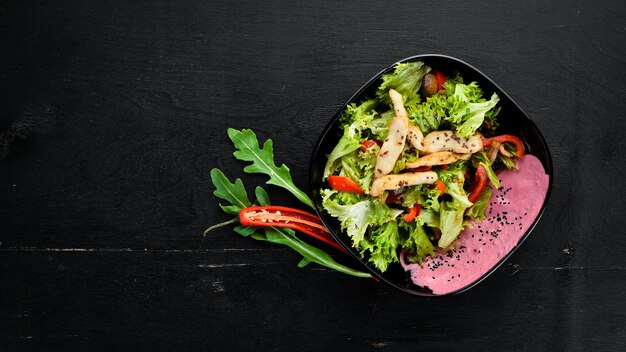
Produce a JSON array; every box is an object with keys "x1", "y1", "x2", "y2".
[{"x1": 401, "y1": 154, "x2": 549, "y2": 295}]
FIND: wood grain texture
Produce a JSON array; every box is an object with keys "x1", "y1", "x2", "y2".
[{"x1": 1, "y1": 0, "x2": 625, "y2": 351}]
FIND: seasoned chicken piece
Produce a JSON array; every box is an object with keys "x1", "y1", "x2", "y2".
[
  {"x1": 370, "y1": 171, "x2": 438, "y2": 197},
  {"x1": 389, "y1": 88, "x2": 407, "y2": 120},
  {"x1": 374, "y1": 89, "x2": 408, "y2": 179},
  {"x1": 421, "y1": 130, "x2": 482, "y2": 155},
  {"x1": 407, "y1": 124, "x2": 425, "y2": 151},
  {"x1": 405, "y1": 151, "x2": 471, "y2": 169}
]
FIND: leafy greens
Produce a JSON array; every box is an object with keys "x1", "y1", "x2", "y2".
[
  {"x1": 208, "y1": 129, "x2": 370, "y2": 278},
  {"x1": 320, "y1": 61, "x2": 506, "y2": 272}
]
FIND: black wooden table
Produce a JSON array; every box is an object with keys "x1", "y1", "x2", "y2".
[{"x1": 1, "y1": 1, "x2": 625, "y2": 351}]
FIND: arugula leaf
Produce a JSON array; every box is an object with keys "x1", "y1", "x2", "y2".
[
  {"x1": 260, "y1": 227, "x2": 371, "y2": 278},
  {"x1": 233, "y1": 225, "x2": 257, "y2": 237},
  {"x1": 227, "y1": 128, "x2": 314, "y2": 209},
  {"x1": 209, "y1": 167, "x2": 370, "y2": 278},
  {"x1": 254, "y1": 186, "x2": 270, "y2": 206},
  {"x1": 210, "y1": 168, "x2": 252, "y2": 213}
]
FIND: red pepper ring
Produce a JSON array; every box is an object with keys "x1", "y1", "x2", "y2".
[
  {"x1": 239, "y1": 205, "x2": 348, "y2": 254},
  {"x1": 482, "y1": 134, "x2": 525, "y2": 158},
  {"x1": 402, "y1": 204, "x2": 421, "y2": 223}
]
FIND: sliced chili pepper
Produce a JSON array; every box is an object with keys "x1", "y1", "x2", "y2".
[
  {"x1": 434, "y1": 181, "x2": 446, "y2": 197},
  {"x1": 403, "y1": 204, "x2": 421, "y2": 223},
  {"x1": 239, "y1": 205, "x2": 348, "y2": 254},
  {"x1": 482, "y1": 134, "x2": 525, "y2": 158},
  {"x1": 360, "y1": 139, "x2": 381, "y2": 153},
  {"x1": 434, "y1": 71, "x2": 446, "y2": 91},
  {"x1": 467, "y1": 164, "x2": 488, "y2": 203},
  {"x1": 328, "y1": 175, "x2": 364, "y2": 194}
]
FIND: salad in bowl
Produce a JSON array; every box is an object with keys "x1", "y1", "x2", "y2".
[{"x1": 311, "y1": 55, "x2": 551, "y2": 295}]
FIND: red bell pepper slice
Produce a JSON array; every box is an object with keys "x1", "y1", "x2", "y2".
[
  {"x1": 434, "y1": 71, "x2": 446, "y2": 91},
  {"x1": 403, "y1": 204, "x2": 421, "y2": 223},
  {"x1": 434, "y1": 181, "x2": 446, "y2": 197},
  {"x1": 328, "y1": 175, "x2": 364, "y2": 194},
  {"x1": 360, "y1": 139, "x2": 381, "y2": 153},
  {"x1": 239, "y1": 205, "x2": 347, "y2": 254},
  {"x1": 482, "y1": 134, "x2": 525, "y2": 158},
  {"x1": 467, "y1": 164, "x2": 488, "y2": 203}
]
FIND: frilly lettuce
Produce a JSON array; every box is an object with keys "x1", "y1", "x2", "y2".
[
  {"x1": 400, "y1": 221, "x2": 435, "y2": 265},
  {"x1": 366, "y1": 221, "x2": 400, "y2": 272},
  {"x1": 377, "y1": 61, "x2": 430, "y2": 106},
  {"x1": 466, "y1": 186, "x2": 493, "y2": 221},
  {"x1": 340, "y1": 151, "x2": 377, "y2": 193},
  {"x1": 438, "y1": 200, "x2": 467, "y2": 249},
  {"x1": 323, "y1": 99, "x2": 386, "y2": 180},
  {"x1": 320, "y1": 61, "x2": 508, "y2": 272},
  {"x1": 444, "y1": 81, "x2": 500, "y2": 137},
  {"x1": 320, "y1": 189, "x2": 403, "y2": 250}
]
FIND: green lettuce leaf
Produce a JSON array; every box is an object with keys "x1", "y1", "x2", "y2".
[
  {"x1": 339, "y1": 99, "x2": 379, "y2": 126},
  {"x1": 339, "y1": 150, "x2": 377, "y2": 193},
  {"x1": 443, "y1": 80, "x2": 500, "y2": 137},
  {"x1": 323, "y1": 125, "x2": 362, "y2": 179},
  {"x1": 455, "y1": 93, "x2": 500, "y2": 137},
  {"x1": 366, "y1": 221, "x2": 400, "y2": 272},
  {"x1": 438, "y1": 201, "x2": 466, "y2": 249},
  {"x1": 376, "y1": 61, "x2": 430, "y2": 105},
  {"x1": 401, "y1": 221, "x2": 435, "y2": 265},
  {"x1": 417, "y1": 208, "x2": 440, "y2": 228},
  {"x1": 472, "y1": 151, "x2": 501, "y2": 189},
  {"x1": 407, "y1": 92, "x2": 445, "y2": 133},
  {"x1": 466, "y1": 186, "x2": 493, "y2": 221},
  {"x1": 321, "y1": 189, "x2": 403, "y2": 247},
  {"x1": 445, "y1": 182, "x2": 473, "y2": 208}
]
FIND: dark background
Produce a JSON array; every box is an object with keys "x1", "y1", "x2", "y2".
[{"x1": 1, "y1": 0, "x2": 625, "y2": 351}]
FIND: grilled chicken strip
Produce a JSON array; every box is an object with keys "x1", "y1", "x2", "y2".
[
  {"x1": 421, "y1": 130, "x2": 482, "y2": 155},
  {"x1": 370, "y1": 171, "x2": 438, "y2": 197},
  {"x1": 374, "y1": 89, "x2": 408, "y2": 179},
  {"x1": 405, "y1": 151, "x2": 471, "y2": 169}
]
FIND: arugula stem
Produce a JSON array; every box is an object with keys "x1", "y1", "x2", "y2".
[{"x1": 203, "y1": 218, "x2": 239, "y2": 236}]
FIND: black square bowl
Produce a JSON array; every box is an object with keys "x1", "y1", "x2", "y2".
[{"x1": 309, "y1": 54, "x2": 553, "y2": 296}]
